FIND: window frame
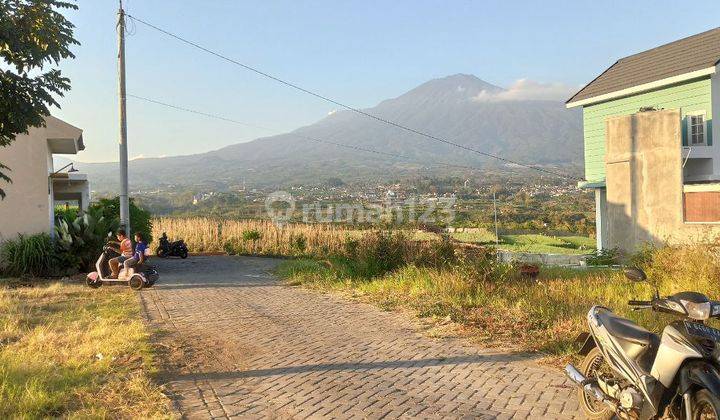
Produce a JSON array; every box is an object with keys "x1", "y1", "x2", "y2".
[{"x1": 686, "y1": 111, "x2": 708, "y2": 146}]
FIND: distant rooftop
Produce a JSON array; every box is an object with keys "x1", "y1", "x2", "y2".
[{"x1": 567, "y1": 27, "x2": 720, "y2": 105}]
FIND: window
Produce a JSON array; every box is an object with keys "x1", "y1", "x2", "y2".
[{"x1": 688, "y1": 112, "x2": 707, "y2": 145}]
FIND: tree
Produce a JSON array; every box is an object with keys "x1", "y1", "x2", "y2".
[
  {"x1": 0, "y1": 0, "x2": 79, "y2": 199},
  {"x1": 90, "y1": 197, "x2": 154, "y2": 245}
]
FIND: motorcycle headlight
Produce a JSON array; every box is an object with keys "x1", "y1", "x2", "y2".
[{"x1": 685, "y1": 301, "x2": 712, "y2": 320}]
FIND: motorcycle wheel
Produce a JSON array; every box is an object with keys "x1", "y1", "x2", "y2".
[
  {"x1": 129, "y1": 275, "x2": 144, "y2": 291},
  {"x1": 579, "y1": 347, "x2": 614, "y2": 420},
  {"x1": 180, "y1": 249, "x2": 188, "y2": 259},
  {"x1": 156, "y1": 247, "x2": 167, "y2": 258},
  {"x1": 694, "y1": 389, "x2": 720, "y2": 420}
]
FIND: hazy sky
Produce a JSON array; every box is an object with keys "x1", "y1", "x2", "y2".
[{"x1": 52, "y1": 0, "x2": 720, "y2": 162}]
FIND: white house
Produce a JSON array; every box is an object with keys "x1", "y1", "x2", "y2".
[{"x1": 0, "y1": 116, "x2": 90, "y2": 241}]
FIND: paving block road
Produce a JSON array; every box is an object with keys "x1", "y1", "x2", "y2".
[{"x1": 141, "y1": 256, "x2": 583, "y2": 419}]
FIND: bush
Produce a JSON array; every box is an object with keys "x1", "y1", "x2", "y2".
[
  {"x1": 55, "y1": 208, "x2": 119, "y2": 272},
  {"x1": 0, "y1": 234, "x2": 57, "y2": 277},
  {"x1": 290, "y1": 233, "x2": 307, "y2": 255},
  {"x1": 413, "y1": 237, "x2": 458, "y2": 268},
  {"x1": 54, "y1": 206, "x2": 79, "y2": 224},
  {"x1": 587, "y1": 247, "x2": 621, "y2": 266},
  {"x1": 90, "y1": 197, "x2": 153, "y2": 245},
  {"x1": 341, "y1": 231, "x2": 409, "y2": 278},
  {"x1": 242, "y1": 229, "x2": 262, "y2": 242}
]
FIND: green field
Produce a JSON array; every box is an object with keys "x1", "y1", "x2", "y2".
[{"x1": 451, "y1": 229, "x2": 596, "y2": 255}]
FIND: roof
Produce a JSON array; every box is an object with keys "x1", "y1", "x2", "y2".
[
  {"x1": 45, "y1": 115, "x2": 85, "y2": 154},
  {"x1": 567, "y1": 27, "x2": 720, "y2": 106}
]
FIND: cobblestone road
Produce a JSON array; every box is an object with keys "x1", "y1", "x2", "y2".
[{"x1": 141, "y1": 256, "x2": 582, "y2": 419}]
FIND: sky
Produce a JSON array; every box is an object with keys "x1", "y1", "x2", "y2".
[{"x1": 52, "y1": 0, "x2": 720, "y2": 163}]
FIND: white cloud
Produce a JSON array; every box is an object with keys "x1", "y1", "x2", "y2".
[
  {"x1": 473, "y1": 79, "x2": 579, "y2": 102},
  {"x1": 130, "y1": 154, "x2": 145, "y2": 161}
]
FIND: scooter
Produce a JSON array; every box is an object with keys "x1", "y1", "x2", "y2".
[
  {"x1": 156, "y1": 232, "x2": 188, "y2": 259},
  {"x1": 86, "y1": 237, "x2": 159, "y2": 290},
  {"x1": 566, "y1": 267, "x2": 720, "y2": 419}
]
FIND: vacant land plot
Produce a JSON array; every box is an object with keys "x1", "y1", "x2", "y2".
[
  {"x1": 279, "y1": 244, "x2": 720, "y2": 358},
  {"x1": 451, "y1": 229, "x2": 596, "y2": 255}
]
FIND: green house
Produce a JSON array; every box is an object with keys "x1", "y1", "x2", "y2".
[{"x1": 567, "y1": 27, "x2": 720, "y2": 249}]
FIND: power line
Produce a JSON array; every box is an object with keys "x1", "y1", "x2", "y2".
[
  {"x1": 127, "y1": 93, "x2": 501, "y2": 173},
  {"x1": 126, "y1": 14, "x2": 581, "y2": 181}
]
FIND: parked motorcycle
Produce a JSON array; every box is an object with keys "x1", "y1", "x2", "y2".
[
  {"x1": 156, "y1": 232, "x2": 188, "y2": 259},
  {"x1": 566, "y1": 267, "x2": 720, "y2": 419}
]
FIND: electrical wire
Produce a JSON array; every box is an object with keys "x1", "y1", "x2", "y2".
[{"x1": 125, "y1": 13, "x2": 581, "y2": 181}]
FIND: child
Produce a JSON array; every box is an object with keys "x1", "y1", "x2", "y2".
[
  {"x1": 109, "y1": 229, "x2": 133, "y2": 278},
  {"x1": 124, "y1": 232, "x2": 148, "y2": 271}
]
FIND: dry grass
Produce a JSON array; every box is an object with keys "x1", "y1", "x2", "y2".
[
  {"x1": 153, "y1": 217, "x2": 358, "y2": 256},
  {"x1": 152, "y1": 217, "x2": 444, "y2": 256},
  {"x1": 0, "y1": 282, "x2": 169, "y2": 418},
  {"x1": 278, "y1": 243, "x2": 720, "y2": 359}
]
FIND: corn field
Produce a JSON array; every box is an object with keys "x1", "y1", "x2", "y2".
[{"x1": 151, "y1": 217, "x2": 361, "y2": 256}]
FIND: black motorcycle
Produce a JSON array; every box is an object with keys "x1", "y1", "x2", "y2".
[{"x1": 156, "y1": 232, "x2": 189, "y2": 259}]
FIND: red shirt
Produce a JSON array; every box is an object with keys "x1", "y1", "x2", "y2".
[{"x1": 120, "y1": 238, "x2": 133, "y2": 257}]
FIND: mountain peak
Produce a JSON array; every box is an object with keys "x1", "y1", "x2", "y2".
[{"x1": 396, "y1": 74, "x2": 503, "y2": 104}]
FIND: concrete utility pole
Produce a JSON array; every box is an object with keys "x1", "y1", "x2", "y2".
[
  {"x1": 117, "y1": 0, "x2": 130, "y2": 233},
  {"x1": 493, "y1": 192, "x2": 499, "y2": 245}
]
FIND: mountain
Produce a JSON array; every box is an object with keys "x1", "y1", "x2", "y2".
[{"x1": 75, "y1": 74, "x2": 582, "y2": 191}]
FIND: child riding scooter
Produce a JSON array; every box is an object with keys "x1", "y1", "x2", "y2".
[{"x1": 86, "y1": 229, "x2": 159, "y2": 290}]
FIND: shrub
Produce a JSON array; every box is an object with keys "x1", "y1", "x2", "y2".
[
  {"x1": 628, "y1": 242, "x2": 656, "y2": 268},
  {"x1": 341, "y1": 231, "x2": 409, "y2": 278},
  {"x1": 290, "y1": 233, "x2": 307, "y2": 255},
  {"x1": 0, "y1": 234, "x2": 57, "y2": 277},
  {"x1": 587, "y1": 247, "x2": 621, "y2": 266},
  {"x1": 54, "y1": 206, "x2": 79, "y2": 224},
  {"x1": 413, "y1": 237, "x2": 458, "y2": 268},
  {"x1": 55, "y1": 208, "x2": 119, "y2": 272},
  {"x1": 242, "y1": 229, "x2": 262, "y2": 242},
  {"x1": 90, "y1": 197, "x2": 153, "y2": 245}
]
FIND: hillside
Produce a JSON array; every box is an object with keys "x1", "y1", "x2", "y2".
[{"x1": 74, "y1": 74, "x2": 582, "y2": 191}]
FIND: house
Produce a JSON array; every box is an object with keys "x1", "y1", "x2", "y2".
[
  {"x1": 0, "y1": 116, "x2": 90, "y2": 241},
  {"x1": 567, "y1": 27, "x2": 720, "y2": 251}
]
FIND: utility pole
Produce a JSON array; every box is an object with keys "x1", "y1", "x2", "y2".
[
  {"x1": 493, "y1": 191, "x2": 499, "y2": 245},
  {"x1": 117, "y1": 0, "x2": 130, "y2": 234}
]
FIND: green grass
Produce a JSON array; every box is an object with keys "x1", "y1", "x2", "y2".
[
  {"x1": 497, "y1": 234, "x2": 595, "y2": 255},
  {"x1": 278, "y1": 244, "x2": 720, "y2": 359},
  {"x1": 450, "y1": 229, "x2": 497, "y2": 244},
  {"x1": 0, "y1": 282, "x2": 169, "y2": 418},
  {"x1": 451, "y1": 231, "x2": 596, "y2": 255}
]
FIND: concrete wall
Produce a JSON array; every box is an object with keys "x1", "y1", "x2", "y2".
[
  {"x1": 604, "y1": 109, "x2": 720, "y2": 250},
  {"x1": 496, "y1": 250, "x2": 587, "y2": 267},
  {"x1": 0, "y1": 125, "x2": 53, "y2": 241}
]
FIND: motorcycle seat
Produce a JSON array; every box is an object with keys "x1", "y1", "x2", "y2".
[{"x1": 598, "y1": 311, "x2": 659, "y2": 347}]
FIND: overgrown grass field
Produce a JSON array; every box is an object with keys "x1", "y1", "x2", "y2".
[
  {"x1": 154, "y1": 217, "x2": 595, "y2": 258},
  {"x1": 279, "y1": 243, "x2": 720, "y2": 359},
  {"x1": 0, "y1": 282, "x2": 169, "y2": 418}
]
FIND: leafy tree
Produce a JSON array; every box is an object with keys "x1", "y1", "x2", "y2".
[
  {"x1": 0, "y1": 0, "x2": 79, "y2": 198},
  {"x1": 90, "y1": 197, "x2": 154, "y2": 245}
]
